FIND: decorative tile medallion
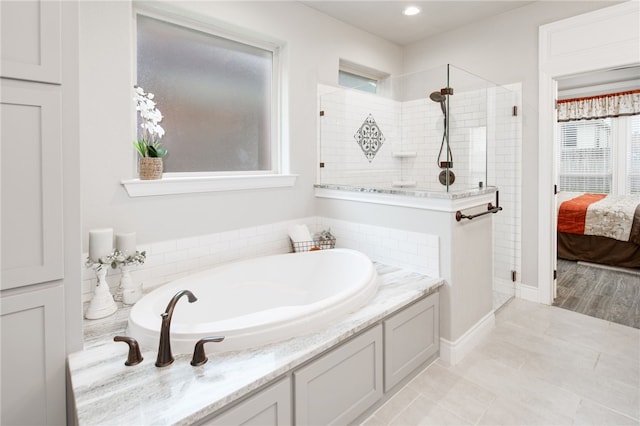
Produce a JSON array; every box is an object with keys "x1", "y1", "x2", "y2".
[{"x1": 354, "y1": 114, "x2": 385, "y2": 162}]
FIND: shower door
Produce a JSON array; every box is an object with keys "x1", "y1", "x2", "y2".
[{"x1": 490, "y1": 83, "x2": 521, "y2": 310}]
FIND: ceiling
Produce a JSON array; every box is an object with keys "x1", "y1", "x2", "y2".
[{"x1": 300, "y1": 1, "x2": 536, "y2": 46}]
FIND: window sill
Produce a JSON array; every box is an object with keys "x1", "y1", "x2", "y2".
[{"x1": 121, "y1": 174, "x2": 298, "y2": 197}]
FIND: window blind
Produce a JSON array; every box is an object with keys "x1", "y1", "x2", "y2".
[{"x1": 558, "y1": 118, "x2": 612, "y2": 193}]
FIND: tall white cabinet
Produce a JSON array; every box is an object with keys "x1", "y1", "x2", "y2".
[{"x1": 1, "y1": 1, "x2": 80, "y2": 424}]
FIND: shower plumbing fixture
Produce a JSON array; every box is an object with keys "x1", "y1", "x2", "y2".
[
  {"x1": 156, "y1": 289, "x2": 198, "y2": 367},
  {"x1": 429, "y1": 91, "x2": 447, "y2": 115},
  {"x1": 430, "y1": 88, "x2": 455, "y2": 186}
]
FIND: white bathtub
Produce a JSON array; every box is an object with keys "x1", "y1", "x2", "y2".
[{"x1": 127, "y1": 248, "x2": 378, "y2": 354}]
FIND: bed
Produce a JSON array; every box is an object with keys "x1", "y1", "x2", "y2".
[{"x1": 557, "y1": 193, "x2": 640, "y2": 268}]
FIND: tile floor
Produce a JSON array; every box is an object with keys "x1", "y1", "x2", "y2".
[{"x1": 361, "y1": 298, "x2": 640, "y2": 425}]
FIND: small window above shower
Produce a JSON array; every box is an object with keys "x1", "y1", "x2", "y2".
[{"x1": 338, "y1": 59, "x2": 388, "y2": 94}]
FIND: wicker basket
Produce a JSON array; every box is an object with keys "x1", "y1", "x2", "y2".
[
  {"x1": 139, "y1": 157, "x2": 163, "y2": 180},
  {"x1": 291, "y1": 237, "x2": 336, "y2": 253}
]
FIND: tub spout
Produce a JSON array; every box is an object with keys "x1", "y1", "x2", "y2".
[{"x1": 156, "y1": 290, "x2": 198, "y2": 367}]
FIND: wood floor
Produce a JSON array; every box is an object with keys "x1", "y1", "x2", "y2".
[{"x1": 554, "y1": 259, "x2": 640, "y2": 329}]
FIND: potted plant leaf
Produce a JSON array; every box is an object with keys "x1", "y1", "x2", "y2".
[{"x1": 133, "y1": 86, "x2": 168, "y2": 180}]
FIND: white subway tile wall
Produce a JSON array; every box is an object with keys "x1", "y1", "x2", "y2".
[
  {"x1": 317, "y1": 217, "x2": 440, "y2": 277},
  {"x1": 319, "y1": 86, "x2": 493, "y2": 191},
  {"x1": 81, "y1": 217, "x2": 440, "y2": 303},
  {"x1": 319, "y1": 88, "x2": 400, "y2": 187}
]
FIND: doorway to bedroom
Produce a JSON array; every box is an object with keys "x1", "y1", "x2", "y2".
[{"x1": 552, "y1": 69, "x2": 640, "y2": 329}]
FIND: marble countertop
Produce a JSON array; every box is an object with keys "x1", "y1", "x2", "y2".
[
  {"x1": 68, "y1": 263, "x2": 443, "y2": 426},
  {"x1": 314, "y1": 183, "x2": 497, "y2": 200}
]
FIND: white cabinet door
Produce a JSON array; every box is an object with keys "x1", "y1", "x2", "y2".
[
  {"x1": 0, "y1": 0, "x2": 61, "y2": 83},
  {"x1": 0, "y1": 286, "x2": 66, "y2": 425},
  {"x1": 1, "y1": 2, "x2": 68, "y2": 425},
  {"x1": 1, "y1": 80, "x2": 64, "y2": 290},
  {"x1": 384, "y1": 293, "x2": 439, "y2": 392},
  {"x1": 294, "y1": 325, "x2": 383, "y2": 426},
  {"x1": 201, "y1": 377, "x2": 291, "y2": 426}
]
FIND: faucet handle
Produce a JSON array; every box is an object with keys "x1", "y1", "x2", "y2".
[
  {"x1": 114, "y1": 336, "x2": 144, "y2": 366},
  {"x1": 191, "y1": 336, "x2": 225, "y2": 366}
]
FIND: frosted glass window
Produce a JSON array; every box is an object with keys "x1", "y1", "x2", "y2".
[
  {"x1": 339, "y1": 70, "x2": 377, "y2": 94},
  {"x1": 137, "y1": 14, "x2": 274, "y2": 173},
  {"x1": 558, "y1": 119, "x2": 612, "y2": 193}
]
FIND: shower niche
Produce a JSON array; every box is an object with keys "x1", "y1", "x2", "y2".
[{"x1": 318, "y1": 64, "x2": 517, "y2": 194}]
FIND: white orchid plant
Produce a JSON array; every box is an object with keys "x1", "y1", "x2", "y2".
[{"x1": 133, "y1": 86, "x2": 167, "y2": 158}]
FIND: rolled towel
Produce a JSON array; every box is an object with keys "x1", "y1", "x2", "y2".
[{"x1": 288, "y1": 224, "x2": 312, "y2": 243}]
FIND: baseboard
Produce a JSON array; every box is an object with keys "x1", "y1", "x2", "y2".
[
  {"x1": 439, "y1": 310, "x2": 495, "y2": 365},
  {"x1": 516, "y1": 283, "x2": 539, "y2": 303}
]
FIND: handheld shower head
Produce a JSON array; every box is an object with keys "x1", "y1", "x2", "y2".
[
  {"x1": 430, "y1": 89, "x2": 454, "y2": 176},
  {"x1": 429, "y1": 91, "x2": 447, "y2": 115},
  {"x1": 429, "y1": 91, "x2": 445, "y2": 103}
]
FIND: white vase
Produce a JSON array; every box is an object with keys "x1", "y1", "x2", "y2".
[
  {"x1": 85, "y1": 266, "x2": 118, "y2": 319},
  {"x1": 120, "y1": 265, "x2": 142, "y2": 305}
]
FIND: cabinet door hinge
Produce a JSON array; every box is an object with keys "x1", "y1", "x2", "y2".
[
  {"x1": 553, "y1": 269, "x2": 557, "y2": 280},
  {"x1": 512, "y1": 106, "x2": 518, "y2": 116},
  {"x1": 511, "y1": 270, "x2": 517, "y2": 282},
  {"x1": 319, "y1": 110, "x2": 325, "y2": 117}
]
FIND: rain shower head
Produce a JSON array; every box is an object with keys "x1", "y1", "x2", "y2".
[{"x1": 429, "y1": 91, "x2": 447, "y2": 115}]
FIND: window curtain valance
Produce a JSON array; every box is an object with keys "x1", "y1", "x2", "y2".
[{"x1": 557, "y1": 89, "x2": 640, "y2": 122}]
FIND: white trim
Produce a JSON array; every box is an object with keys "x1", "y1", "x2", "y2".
[
  {"x1": 516, "y1": 283, "x2": 539, "y2": 303},
  {"x1": 314, "y1": 187, "x2": 496, "y2": 212},
  {"x1": 538, "y1": 1, "x2": 640, "y2": 305},
  {"x1": 538, "y1": 70, "x2": 556, "y2": 305},
  {"x1": 121, "y1": 174, "x2": 297, "y2": 197},
  {"x1": 439, "y1": 310, "x2": 495, "y2": 365}
]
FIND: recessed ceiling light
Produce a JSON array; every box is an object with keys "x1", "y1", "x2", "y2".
[{"x1": 403, "y1": 6, "x2": 421, "y2": 16}]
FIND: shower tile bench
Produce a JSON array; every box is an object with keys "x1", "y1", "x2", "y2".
[{"x1": 67, "y1": 263, "x2": 443, "y2": 425}]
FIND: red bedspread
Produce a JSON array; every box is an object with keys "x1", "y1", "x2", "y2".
[{"x1": 557, "y1": 193, "x2": 606, "y2": 234}]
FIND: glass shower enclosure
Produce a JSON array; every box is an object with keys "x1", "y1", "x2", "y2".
[{"x1": 318, "y1": 64, "x2": 520, "y2": 310}]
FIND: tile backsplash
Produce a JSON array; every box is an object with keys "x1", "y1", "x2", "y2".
[{"x1": 81, "y1": 217, "x2": 440, "y2": 303}]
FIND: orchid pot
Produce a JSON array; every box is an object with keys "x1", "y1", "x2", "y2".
[{"x1": 133, "y1": 86, "x2": 168, "y2": 180}]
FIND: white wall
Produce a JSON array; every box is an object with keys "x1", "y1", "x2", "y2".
[
  {"x1": 78, "y1": 1, "x2": 403, "y2": 251},
  {"x1": 401, "y1": 1, "x2": 620, "y2": 288}
]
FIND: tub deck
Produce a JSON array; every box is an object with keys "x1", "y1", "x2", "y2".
[{"x1": 68, "y1": 263, "x2": 443, "y2": 425}]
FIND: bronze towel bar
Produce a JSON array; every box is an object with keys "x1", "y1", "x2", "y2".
[{"x1": 456, "y1": 190, "x2": 503, "y2": 222}]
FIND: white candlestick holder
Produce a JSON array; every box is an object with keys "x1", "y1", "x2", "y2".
[
  {"x1": 85, "y1": 264, "x2": 118, "y2": 320},
  {"x1": 120, "y1": 264, "x2": 143, "y2": 305}
]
